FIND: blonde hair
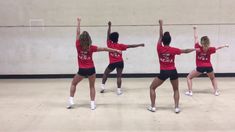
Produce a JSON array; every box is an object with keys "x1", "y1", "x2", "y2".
[
  {"x1": 200, "y1": 36, "x2": 210, "y2": 50},
  {"x1": 79, "y1": 31, "x2": 92, "y2": 50}
]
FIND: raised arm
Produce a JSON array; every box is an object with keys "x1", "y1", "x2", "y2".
[
  {"x1": 76, "y1": 18, "x2": 81, "y2": 40},
  {"x1": 127, "y1": 43, "x2": 145, "y2": 48},
  {"x1": 107, "y1": 21, "x2": 111, "y2": 41},
  {"x1": 97, "y1": 47, "x2": 122, "y2": 54},
  {"x1": 181, "y1": 48, "x2": 196, "y2": 54},
  {"x1": 193, "y1": 26, "x2": 199, "y2": 44},
  {"x1": 216, "y1": 44, "x2": 229, "y2": 50},
  {"x1": 157, "y1": 19, "x2": 163, "y2": 45}
]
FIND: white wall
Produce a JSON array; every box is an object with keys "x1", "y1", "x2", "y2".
[{"x1": 0, "y1": 0, "x2": 234, "y2": 74}]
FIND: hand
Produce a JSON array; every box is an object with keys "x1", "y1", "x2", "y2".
[
  {"x1": 140, "y1": 43, "x2": 145, "y2": 47},
  {"x1": 193, "y1": 25, "x2": 197, "y2": 30},
  {"x1": 159, "y1": 19, "x2": 163, "y2": 25},
  {"x1": 77, "y1": 18, "x2": 81, "y2": 22},
  {"x1": 108, "y1": 21, "x2": 111, "y2": 26},
  {"x1": 225, "y1": 44, "x2": 229, "y2": 48}
]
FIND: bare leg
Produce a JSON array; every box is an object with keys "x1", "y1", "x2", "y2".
[
  {"x1": 207, "y1": 72, "x2": 219, "y2": 95},
  {"x1": 67, "y1": 74, "x2": 83, "y2": 108},
  {"x1": 88, "y1": 74, "x2": 96, "y2": 110},
  {"x1": 187, "y1": 70, "x2": 201, "y2": 92},
  {"x1": 102, "y1": 67, "x2": 114, "y2": 84},
  {"x1": 170, "y1": 79, "x2": 179, "y2": 108},
  {"x1": 149, "y1": 77, "x2": 164, "y2": 108},
  {"x1": 116, "y1": 68, "x2": 123, "y2": 88},
  {"x1": 70, "y1": 74, "x2": 84, "y2": 97},
  {"x1": 88, "y1": 74, "x2": 96, "y2": 101},
  {"x1": 101, "y1": 67, "x2": 114, "y2": 93}
]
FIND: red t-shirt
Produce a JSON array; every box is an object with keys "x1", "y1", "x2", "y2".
[
  {"x1": 76, "y1": 40, "x2": 98, "y2": 68},
  {"x1": 157, "y1": 42, "x2": 182, "y2": 70},
  {"x1": 107, "y1": 40, "x2": 128, "y2": 64},
  {"x1": 195, "y1": 43, "x2": 216, "y2": 67}
]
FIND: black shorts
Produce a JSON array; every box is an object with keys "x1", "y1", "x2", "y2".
[
  {"x1": 158, "y1": 69, "x2": 178, "y2": 81},
  {"x1": 196, "y1": 67, "x2": 213, "y2": 73},
  {"x1": 108, "y1": 61, "x2": 124, "y2": 71},
  {"x1": 77, "y1": 68, "x2": 96, "y2": 77}
]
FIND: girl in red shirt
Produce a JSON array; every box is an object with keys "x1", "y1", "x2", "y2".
[
  {"x1": 148, "y1": 20, "x2": 195, "y2": 113},
  {"x1": 100, "y1": 21, "x2": 144, "y2": 95},
  {"x1": 67, "y1": 18, "x2": 121, "y2": 110},
  {"x1": 185, "y1": 26, "x2": 229, "y2": 96}
]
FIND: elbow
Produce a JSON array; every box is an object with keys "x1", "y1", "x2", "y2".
[{"x1": 102, "y1": 48, "x2": 107, "y2": 51}]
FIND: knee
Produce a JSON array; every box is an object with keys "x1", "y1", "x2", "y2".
[
  {"x1": 71, "y1": 82, "x2": 77, "y2": 87},
  {"x1": 103, "y1": 73, "x2": 108, "y2": 77},
  {"x1": 150, "y1": 85, "x2": 156, "y2": 91},
  {"x1": 187, "y1": 75, "x2": 192, "y2": 80},
  {"x1": 173, "y1": 86, "x2": 179, "y2": 91},
  {"x1": 173, "y1": 89, "x2": 179, "y2": 94},
  {"x1": 117, "y1": 76, "x2": 122, "y2": 80},
  {"x1": 209, "y1": 76, "x2": 215, "y2": 80}
]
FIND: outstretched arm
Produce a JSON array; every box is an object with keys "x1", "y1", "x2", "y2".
[
  {"x1": 97, "y1": 47, "x2": 122, "y2": 54},
  {"x1": 193, "y1": 26, "x2": 199, "y2": 44},
  {"x1": 76, "y1": 18, "x2": 81, "y2": 40},
  {"x1": 107, "y1": 21, "x2": 111, "y2": 41},
  {"x1": 181, "y1": 48, "x2": 196, "y2": 54},
  {"x1": 127, "y1": 43, "x2": 145, "y2": 48},
  {"x1": 157, "y1": 19, "x2": 163, "y2": 45},
  {"x1": 216, "y1": 44, "x2": 229, "y2": 50}
]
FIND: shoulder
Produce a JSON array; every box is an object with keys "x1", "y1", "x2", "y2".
[
  {"x1": 195, "y1": 43, "x2": 201, "y2": 47},
  {"x1": 118, "y1": 43, "x2": 127, "y2": 46},
  {"x1": 169, "y1": 45, "x2": 179, "y2": 50},
  {"x1": 107, "y1": 40, "x2": 112, "y2": 44},
  {"x1": 169, "y1": 46, "x2": 181, "y2": 53},
  {"x1": 91, "y1": 45, "x2": 98, "y2": 49},
  {"x1": 157, "y1": 42, "x2": 163, "y2": 50},
  {"x1": 76, "y1": 40, "x2": 80, "y2": 45},
  {"x1": 76, "y1": 40, "x2": 80, "y2": 48},
  {"x1": 209, "y1": 46, "x2": 216, "y2": 52}
]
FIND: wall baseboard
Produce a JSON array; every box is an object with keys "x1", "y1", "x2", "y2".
[{"x1": 1, "y1": 73, "x2": 235, "y2": 79}]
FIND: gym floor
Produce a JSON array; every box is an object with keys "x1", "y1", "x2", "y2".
[{"x1": 0, "y1": 77, "x2": 234, "y2": 132}]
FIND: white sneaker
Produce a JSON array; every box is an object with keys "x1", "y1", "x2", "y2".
[
  {"x1": 214, "y1": 90, "x2": 220, "y2": 96},
  {"x1": 67, "y1": 98, "x2": 74, "y2": 109},
  {"x1": 91, "y1": 102, "x2": 96, "y2": 110},
  {"x1": 175, "y1": 107, "x2": 180, "y2": 113},
  {"x1": 100, "y1": 84, "x2": 105, "y2": 93},
  {"x1": 147, "y1": 106, "x2": 156, "y2": 112},
  {"x1": 185, "y1": 91, "x2": 193, "y2": 96},
  {"x1": 117, "y1": 88, "x2": 122, "y2": 95}
]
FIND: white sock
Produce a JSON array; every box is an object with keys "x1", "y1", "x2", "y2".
[
  {"x1": 91, "y1": 101, "x2": 95, "y2": 106},
  {"x1": 69, "y1": 97, "x2": 74, "y2": 101},
  {"x1": 117, "y1": 88, "x2": 122, "y2": 95},
  {"x1": 90, "y1": 101, "x2": 96, "y2": 110},
  {"x1": 101, "y1": 84, "x2": 105, "y2": 89},
  {"x1": 68, "y1": 97, "x2": 74, "y2": 107}
]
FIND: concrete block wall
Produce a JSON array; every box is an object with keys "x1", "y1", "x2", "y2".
[{"x1": 0, "y1": 0, "x2": 233, "y2": 74}]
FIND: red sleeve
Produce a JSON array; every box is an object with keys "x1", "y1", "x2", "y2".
[
  {"x1": 171, "y1": 47, "x2": 182, "y2": 55},
  {"x1": 119, "y1": 44, "x2": 128, "y2": 51},
  {"x1": 157, "y1": 42, "x2": 163, "y2": 50},
  {"x1": 209, "y1": 47, "x2": 216, "y2": 54},
  {"x1": 107, "y1": 40, "x2": 112, "y2": 47},
  {"x1": 195, "y1": 43, "x2": 200, "y2": 48},
  {"x1": 76, "y1": 40, "x2": 80, "y2": 49},
  {"x1": 90, "y1": 45, "x2": 98, "y2": 52}
]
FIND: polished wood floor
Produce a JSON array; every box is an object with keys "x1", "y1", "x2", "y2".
[{"x1": 0, "y1": 78, "x2": 234, "y2": 132}]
